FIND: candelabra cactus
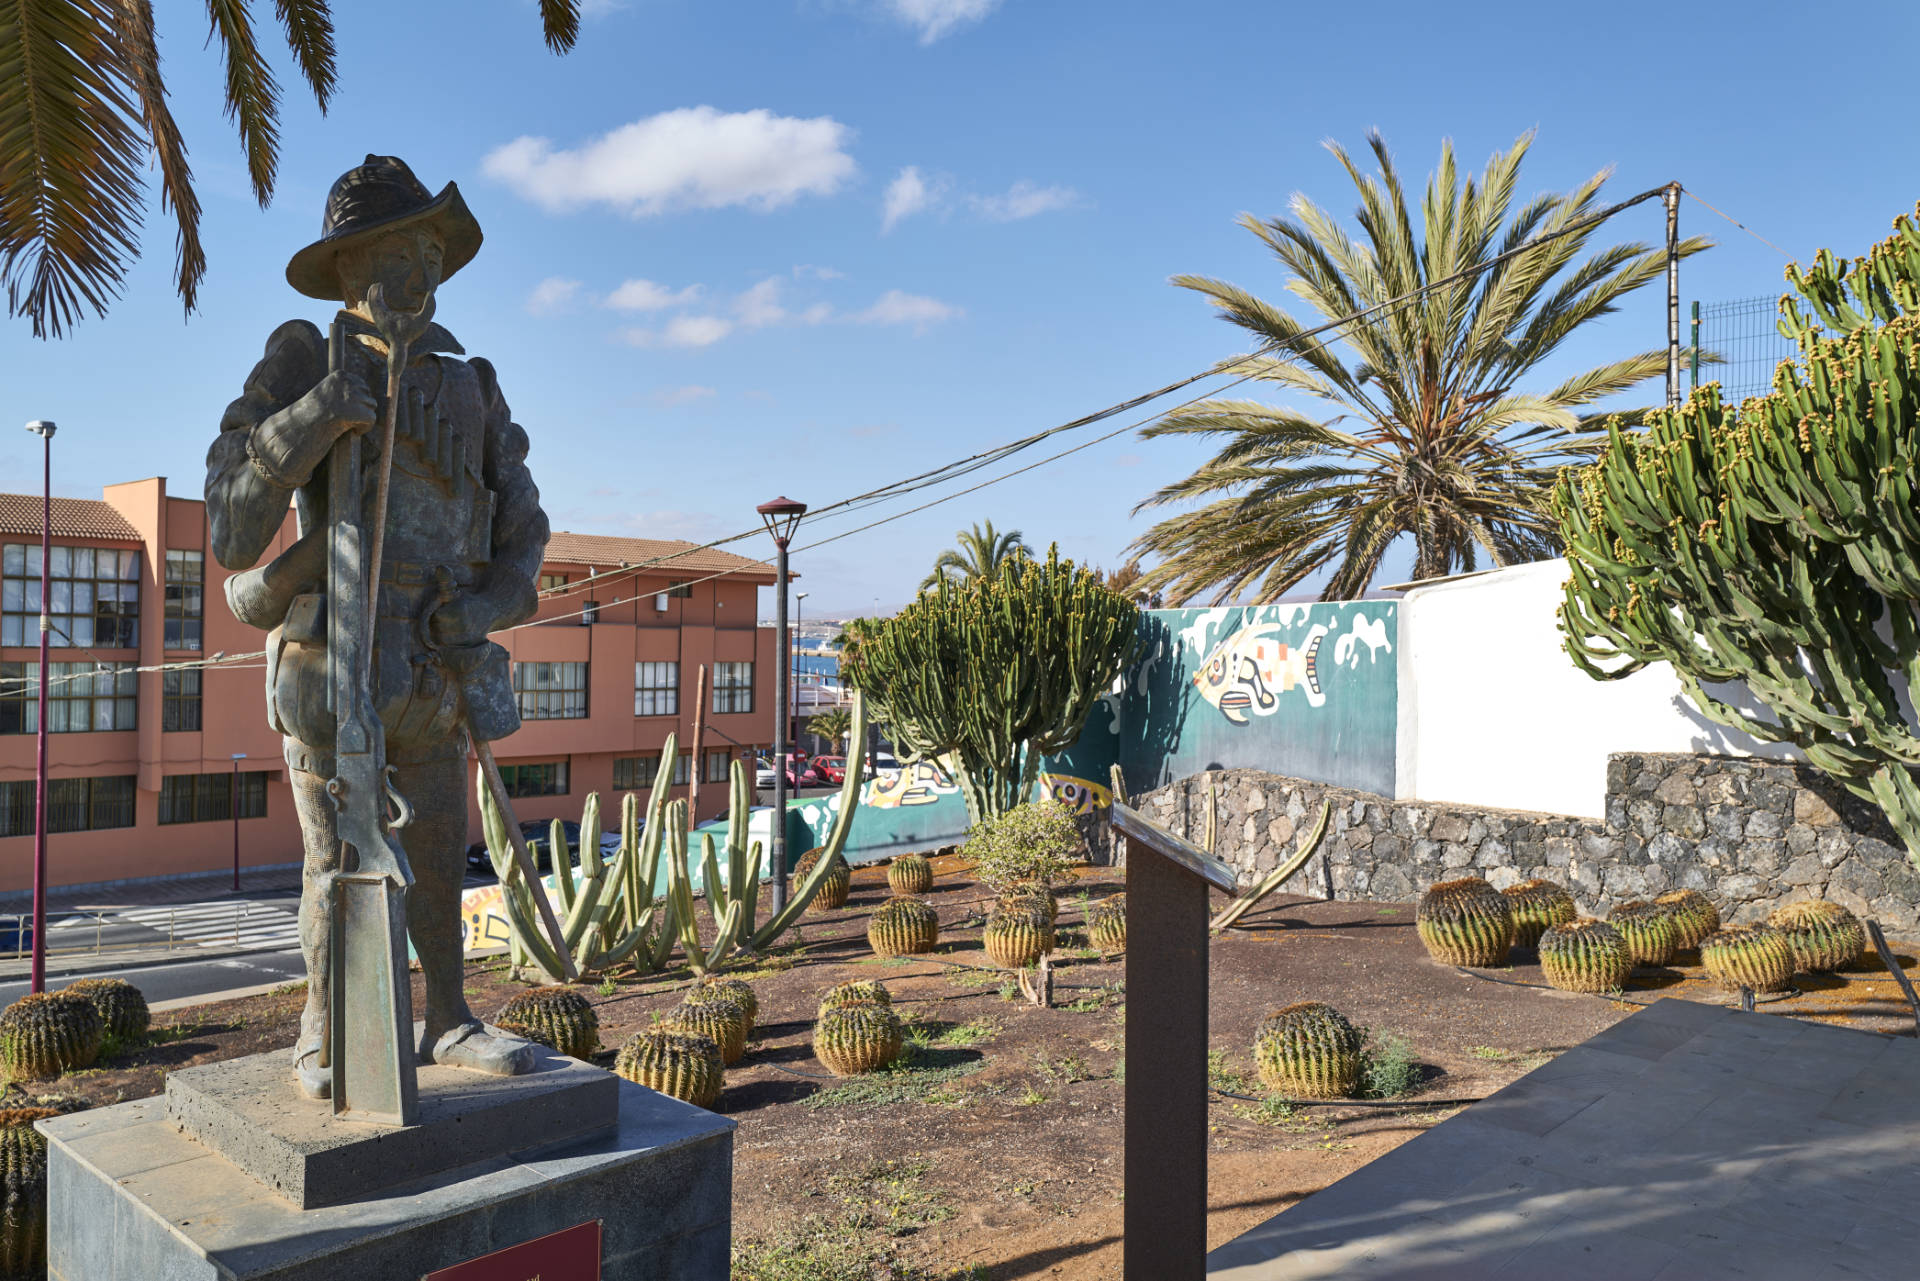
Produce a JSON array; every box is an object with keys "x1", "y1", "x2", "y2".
[
  {"x1": 1700, "y1": 924, "x2": 1796, "y2": 993},
  {"x1": 0, "y1": 993, "x2": 102, "y2": 1081},
  {"x1": 795, "y1": 848, "x2": 852, "y2": 912},
  {"x1": 818, "y1": 980, "x2": 891, "y2": 1014},
  {"x1": 663, "y1": 992, "x2": 750, "y2": 1066},
  {"x1": 1088, "y1": 894, "x2": 1126, "y2": 953},
  {"x1": 1608, "y1": 901, "x2": 1680, "y2": 968},
  {"x1": 614, "y1": 1030, "x2": 724, "y2": 1109},
  {"x1": 983, "y1": 901, "x2": 1054, "y2": 970},
  {"x1": 813, "y1": 999, "x2": 905, "y2": 1076},
  {"x1": 888, "y1": 852, "x2": 935, "y2": 896},
  {"x1": 1253, "y1": 1001, "x2": 1363, "y2": 1099},
  {"x1": 868, "y1": 896, "x2": 940, "y2": 958},
  {"x1": 1538, "y1": 920, "x2": 1633, "y2": 994},
  {"x1": 0, "y1": 1106, "x2": 55, "y2": 1281},
  {"x1": 63, "y1": 978, "x2": 148, "y2": 1044},
  {"x1": 1415, "y1": 878, "x2": 1515, "y2": 967},
  {"x1": 1654, "y1": 889, "x2": 1720, "y2": 950},
  {"x1": 494, "y1": 986, "x2": 599, "y2": 1061},
  {"x1": 1767, "y1": 900, "x2": 1866, "y2": 973},
  {"x1": 1501, "y1": 879, "x2": 1576, "y2": 949},
  {"x1": 689, "y1": 977, "x2": 759, "y2": 1033}
]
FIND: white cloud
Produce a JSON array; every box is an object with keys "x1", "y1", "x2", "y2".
[
  {"x1": 799, "y1": 302, "x2": 834, "y2": 325},
  {"x1": 884, "y1": 0, "x2": 1002, "y2": 44},
  {"x1": 735, "y1": 278, "x2": 787, "y2": 328},
  {"x1": 850, "y1": 289, "x2": 961, "y2": 332},
  {"x1": 605, "y1": 278, "x2": 703, "y2": 311},
  {"x1": 972, "y1": 180, "x2": 1080, "y2": 221},
  {"x1": 1113, "y1": 452, "x2": 1143, "y2": 468},
  {"x1": 621, "y1": 315, "x2": 734, "y2": 348},
  {"x1": 652, "y1": 384, "x2": 717, "y2": 407},
  {"x1": 793, "y1": 264, "x2": 843, "y2": 280},
  {"x1": 526, "y1": 276, "x2": 583, "y2": 315},
  {"x1": 483, "y1": 106, "x2": 856, "y2": 216},
  {"x1": 882, "y1": 166, "x2": 940, "y2": 231}
]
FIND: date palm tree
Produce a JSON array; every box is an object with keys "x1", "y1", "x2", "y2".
[
  {"x1": 1130, "y1": 131, "x2": 1709, "y2": 603},
  {"x1": 919, "y1": 520, "x2": 1027, "y2": 593},
  {"x1": 2, "y1": 0, "x2": 583, "y2": 338},
  {"x1": 807, "y1": 708, "x2": 852, "y2": 752}
]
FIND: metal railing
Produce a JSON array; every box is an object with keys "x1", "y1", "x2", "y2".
[{"x1": 0, "y1": 901, "x2": 277, "y2": 962}]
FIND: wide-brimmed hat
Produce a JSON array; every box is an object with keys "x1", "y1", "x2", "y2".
[{"x1": 285, "y1": 155, "x2": 483, "y2": 300}]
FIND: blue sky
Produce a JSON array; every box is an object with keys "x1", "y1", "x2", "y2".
[{"x1": 6, "y1": 0, "x2": 1919, "y2": 617}]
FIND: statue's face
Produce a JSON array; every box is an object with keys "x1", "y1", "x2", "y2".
[{"x1": 342, "y1": 229, "x2": 443, "y2": 311}]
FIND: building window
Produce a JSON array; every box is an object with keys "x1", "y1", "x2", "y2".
[
  {"x1": 499, "y1": 762, "x2": 568, "y2": 797},
  {"x1": 163, "y1": 668, "x2": 202, "y2": 732},
  {"x1": 634, "y1": 661, "x2": 678, "y2": 717},
  {"x1": 673, "y1": 753, "x2": 690, "y2": 785},
  {"x1": 1, "y1": 544, "x2": 140, "y2": 648},
  {"x1": 613, "y1": 755, "x2": 659, "y2": 790},
  {"x1": 512, "y1": 661, "x2": 588, "y2": 720},
  {"x1": 581, "y1": 600, "x2": 599, "y2": 625},
  {"x1": 158, "y1": 771, "x2": 268, "y2": 825},
  {"x1": 539, "y1": 573, "x2": 568, "y2": 591},
  {"x1": 164, "y1": 550, "x2": 204, "y2": 649},
  {"x1": 0, "y1": 774, "x2": 137, "y2": 837},
  {"x1": 713, "y1": 662, "x2": 754, "y2": 715},
  {"x1": 704, "y1": 750, "x2": 730, "y2": 783},
  {"x1": 0, "y1": 662, "x2": 136, "y2": 733},
  {"x1": 668, "y1": 580, "x2": 693, "y2": 599}
]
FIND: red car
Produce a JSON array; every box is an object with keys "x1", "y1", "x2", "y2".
[{"x1": 812, "y1": 756, "x2": 847, "y2": 784}]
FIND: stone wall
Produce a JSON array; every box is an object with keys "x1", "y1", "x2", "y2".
[{"x1": 1133, "y1": 752, "x2": 1920, "y2": 935}]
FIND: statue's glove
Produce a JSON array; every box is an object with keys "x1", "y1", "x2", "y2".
[
  {"x1": 246, "y1": 369, "x2": 377, "y2": 489},
  {"x1": 429, "y1": 589, "x2": 510, "y2": 651}
]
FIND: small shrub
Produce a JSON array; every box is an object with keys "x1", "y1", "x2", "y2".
[
  {"x1": 961, "y1": 801, "x2": 1085, "y2": 896},
  {"x1": 1359, "y1": 1031, "x2": 1420, "y2": 1099}
]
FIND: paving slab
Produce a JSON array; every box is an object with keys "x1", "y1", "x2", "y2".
[{"x1": 1207, "y1": 998, "x2": 1920, "y2": 1280}]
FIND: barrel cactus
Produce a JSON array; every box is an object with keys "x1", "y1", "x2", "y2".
[
  {"x1": 663, "y1": 992, "x2": 750, "y2": 1065},
  {"x1": 1608, "y1": 901, "x2": 1680, "y2": 967},
  {"x1": 819, "y1": 980, "x2": 892, "y2": 1014},
  {"x1": 689, "y1": 976, "x2": 759, "y2": 1032},
  {"x1": 796, "y1": 847, "x2": 851, "y2": 912},
  {"x1": 983, "y1": 902, "x2": 1054, "y2": 969},
  {"x1": 0, "y1": 1106, "x2": 55, "y2": 1280},
  {"x1": 1415, "y1": 878, "x2": 1515, "y2": 967},
  {"x1": 1700, "y1": 924, "x2": 1796, "y2": 993},
  {"x1": 0, "y1": 993, "x2": 102, "y2": 1081},
  {"x1": 814, "y1": 999, "x2": 904, "y2": 1076},
  {"x1": 1538, "y1": 920, "x2": 1633, "y2": 993},
  {"x1": 1767, "y1": 900, "x2": 1867, "y2": 973},
  {"x1": 868, "y1": 896, "x2": 939, "y2": 957},
  {"x1": 63, "y1": 978, "x2": 148, "y2": 1044},
  {"x1": 1088, "y1": 894, "x2": 1126, "y2": 954},
  {"x1": 888, "y1": 852, "x2": 935, "y2": 896},
  {"x1": 494, "y1": 986, "x2": 599, "y2": 1060},
  {"x1": 1654, "y1": 889, "x2": 1720, "y2": 950},
  {"x1": 1002, "y1": 882, "x2": 1058, "y2": 925},
  {"x1": 1253, "y1": 1001, "x2": 1363, "y2": 1099},
  {"x1": 614, "y1": 1030, "x2": 724, "y2": 1109},
  {"x1": 1501, "y1": 879, "x2": 1576, "y2": 949}
]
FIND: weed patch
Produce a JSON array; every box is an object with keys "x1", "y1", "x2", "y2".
[
  {"x1": 802, "y1": 1046, "x2": 986, "y2": 1110},
  {"x1": 1360, "y1": 1030, "x2": 1420, "y2": 1099}
]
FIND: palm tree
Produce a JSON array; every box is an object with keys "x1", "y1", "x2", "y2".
[
  {"x1": 808, "y1": 708, "x2": 852, "y2": 752},
  {"x1": 919, "y1": 521, "x2": 1028, "y2": 593},
  {"x1": 1130, "y1": 131, "x2": 1709, "y2": 603},
  {"x1": 2, "y1": 1, "x2": 583, "y2": 338}
]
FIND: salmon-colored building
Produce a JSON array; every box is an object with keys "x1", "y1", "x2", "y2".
[{"x1": 0, "y1": 479, "x2": 778, "y2": 894}]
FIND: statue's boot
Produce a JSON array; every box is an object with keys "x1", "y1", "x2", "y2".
[
  {"x1": 292, "y1": 1038, "x2": 331, "y2": 1100},
  {"x1": 429, "y1": 1021, "x2": 537, "y2": 1076}
]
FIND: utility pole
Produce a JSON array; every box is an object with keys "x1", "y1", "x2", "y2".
[
  {"x1": 230, "y1": 753, "x2": 248, "y2": 892},
  {"x1": 756, "y1": 497, "x2": 807, "y2": 913},
  {"x1": 23, "y1": 421, "x2": 56, "y2": 994},
  {"x1": 794, "y1": 591, "x2": 809, "y2": 755},
  {"x1": 1666, "y1": 182, "x2": 1682, "y2": 410}
]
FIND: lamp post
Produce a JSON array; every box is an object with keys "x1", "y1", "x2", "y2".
[
  {"x1": 23, "y1": 421, "x2": 55, "y2": 994},
  {"x1": 756, "y1": 497, "x2": 807, "y2": 914},
  {"x1": 794, "y1": 591, "x2": 809, "y2": 753},
  {"x1": 230, "y1": 753, "x2": 249, "y2": 892}
]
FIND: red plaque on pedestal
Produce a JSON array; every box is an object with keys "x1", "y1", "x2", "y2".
[{"x1": 423, "y1": 1219, "x2": 602, "y2": 1280}]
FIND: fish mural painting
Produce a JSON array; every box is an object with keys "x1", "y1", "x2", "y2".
[{"x1": 1193, "y1": 623, "x2": 1329, "y2": 723}]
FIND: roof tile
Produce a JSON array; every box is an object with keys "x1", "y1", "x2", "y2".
[
  {"x1": 541, "y1": 530, "x2": 775, "y2": 581},
  {"x1": 0, "y1": 494, "x2": 140, "y2": 541}
]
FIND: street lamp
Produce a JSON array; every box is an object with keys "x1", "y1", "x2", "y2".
[
  {"x1": 23, "y1": 421, "x2": 55, "y2": 994},
  {"x1": 756, "y1": 496, "x2": 806, "y2": 914},
  {"x1": 230, "y1": 753, "x2": 249, "y2": 892}
]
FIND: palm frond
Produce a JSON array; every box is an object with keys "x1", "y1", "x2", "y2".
[
  {"x1": 110, "y1": 0, "x2": 203, "y2": 316},
  {"x1": 539, "y1": 0, "x2": 581, "y2": 52},
  {"x1": 273, "y1": 0, "x2": 336, "y2": 111},
  {"x1": 204, "y1": 0, "x2": 280, "y2": 206}
]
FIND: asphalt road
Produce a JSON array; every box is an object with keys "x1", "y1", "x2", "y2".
[{"x1": 0, "y1": 947, "x2": 308, "y2": 1010}]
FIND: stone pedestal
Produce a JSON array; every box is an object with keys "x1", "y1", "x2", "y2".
[{"x1": 40, "y1": 1046, "x2": 734, "y2": 1280}]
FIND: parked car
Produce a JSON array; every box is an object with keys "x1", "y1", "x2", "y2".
[
  {"x1": 755, "y1": 758, "x2": 778, "y2": 789},
  {"x1": 465, "y1": 821, "x2": 618, "y2": 873},
  {"x1": 812, "y1": 756, "x2": 847, "y2": 784}
]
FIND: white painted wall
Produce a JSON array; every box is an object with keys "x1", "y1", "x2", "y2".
[{"x1": 1394, "y1": 559, "x2": 1797, "y2": 818}]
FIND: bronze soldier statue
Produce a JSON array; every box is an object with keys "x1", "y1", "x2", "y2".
[{"x1": 207, "y1": 156, "x2": 547, "y2": 1099}]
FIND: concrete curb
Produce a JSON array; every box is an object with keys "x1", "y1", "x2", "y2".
[{"x1": 150, "y1": 978, "x2": 306, "y2": 1014}]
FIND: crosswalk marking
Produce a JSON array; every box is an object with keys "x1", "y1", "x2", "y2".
[{"x1": 120, "y1": 898, "x2": 303, "y2": 950}]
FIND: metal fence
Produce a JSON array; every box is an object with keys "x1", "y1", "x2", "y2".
[{"x1": 1692, "y1": 295, "x2": 1796, "y2": 402}]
